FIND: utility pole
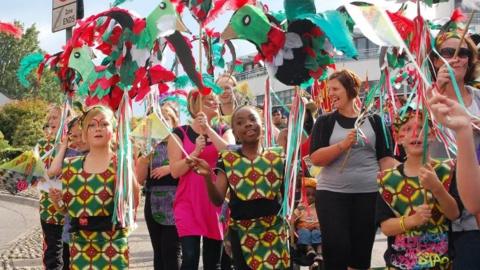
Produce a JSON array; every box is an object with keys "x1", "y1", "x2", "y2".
[{"x1": 66, "y1": 0, "x2": 83, "y2": 42}]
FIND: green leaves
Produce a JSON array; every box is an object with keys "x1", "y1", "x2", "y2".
[{"x1": 0, "y1": 22, "x2": 62, "y2": 103}]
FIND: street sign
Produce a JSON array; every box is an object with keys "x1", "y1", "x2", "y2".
[{"x1": 52, "y1": 0, "x2": 77, "y2": 33}]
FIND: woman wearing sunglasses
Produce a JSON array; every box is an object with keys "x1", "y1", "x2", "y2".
[{"x1": 430, "y1": 25, "x2": 480, "y2": 269}]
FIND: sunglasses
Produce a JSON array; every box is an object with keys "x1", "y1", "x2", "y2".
[{"x1": 439, "y1": 47, "x2": 472, "y2": 59}]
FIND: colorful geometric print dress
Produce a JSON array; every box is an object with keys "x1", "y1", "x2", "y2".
[
  {"x1": 37, "y1": 138, "x2": 65, "y2": 225},
  {"x1": 219, "y1": 147, "x2": 290, "y2": 270},
  {"x1": 61, "y1": 155, "x2": 129, "y2": 269},
  {"x1": 377, "y1": 159, "x2": 455, "y2": 270}
]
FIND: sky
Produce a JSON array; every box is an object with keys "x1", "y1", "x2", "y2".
[
  {"x1": 0, "y1": 0, "x2": 399, "y2": 55},
  {"x1": 1, "y1": 0, "x2": 435, "y2": 115}
]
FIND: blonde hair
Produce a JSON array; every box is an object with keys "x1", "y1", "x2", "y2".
[
  {"x1": 161, "y1": 103, "x2": 180, "y2": 128},
  {"x1": 81, "y1": 105, "x2": 116, "y2": 140},
  {"x1": 215, "y1": 73, "x2": 237, "y2": 86},
  {"x1": 45, "y1": 105, "x2": 62, "y2": 123},
  {"x1": 187, "y1": 91, "x2": 219, "y2": 117}
]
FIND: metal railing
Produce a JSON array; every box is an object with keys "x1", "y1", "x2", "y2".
[{"x1": 234, "y1": 67, "x2": 267, "y2": 81}]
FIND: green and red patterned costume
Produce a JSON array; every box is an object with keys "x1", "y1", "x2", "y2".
[
  {"x1": 61, "y1": 155, "x2": 129, "y2": 269},
  {"x1": 36, "y1": 138, "x2": 65, "y2": 225},
  {"x1": 376, "y1": 159, "x2": 457, "y2": 270},
  {"x1": 218, "y1": 147, "x2": 290, "y2": 269}
]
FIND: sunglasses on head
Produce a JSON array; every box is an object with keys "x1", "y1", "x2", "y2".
[{"x1": 439, "y1": 47, "x2": 472, "y2": 59}]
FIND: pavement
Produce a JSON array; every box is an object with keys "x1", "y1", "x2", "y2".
[{"x1": 0, "y1": 188, "x2": 388, "y2": 269}]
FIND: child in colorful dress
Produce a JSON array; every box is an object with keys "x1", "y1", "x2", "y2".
[
  {"x1": 190, "y1": 105, "x2": 290, "y2": 270},
  {"x1": 52, "y1": 106, "x2": 140, "y2": 269},
  {"x1": 376, "y1": 108, "x2": 461, "y2": 269},
  {"x1": 48, "y1": 116, "x2": 89, "y2": 270},
  {"x1": 36, "y1": 105, "x2": 66, "y2": 270},
  {"x1": 291, "y1": 177, "x2": 322, "y2": 263}
]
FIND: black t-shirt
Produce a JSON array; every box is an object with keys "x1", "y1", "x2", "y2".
[
  {"x1": 172, "y1": 124, "x2": 228, "y2": 146},
  {"x1": 309, "y1": 110, "x2": 393, "y2": 160},
  {"x1": 375, "y1": 163, "x2": 463, "y2": 267}
]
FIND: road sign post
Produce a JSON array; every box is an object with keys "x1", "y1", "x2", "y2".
[{"x1": 52, "y1": 0, "x2": 77, "y2": 33}]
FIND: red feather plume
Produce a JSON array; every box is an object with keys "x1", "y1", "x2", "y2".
[
  {"x1": 450, "y1": 8, "x2": 465, "y2": 23},
  {"x1": 203, "y1": 0, "x2": 255, "y2": 26},
  {"x1": 0, "y1": 21, "x2": 22, "y2": 39}
]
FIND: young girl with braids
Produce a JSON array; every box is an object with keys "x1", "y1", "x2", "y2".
[
  {"x1": 52, "y1": 105, "x2": 140, "y2": 269},
  {"x1": 189, "y1": 105, "x2": 290, "y2": 270}
]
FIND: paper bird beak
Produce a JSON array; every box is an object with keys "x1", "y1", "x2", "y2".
[
  {"x1": 176, "y1": 17, "x2": 189, "y2": 33},
  {"x1": 221, "y1": 25, "x2": 237, "y2": 41}
]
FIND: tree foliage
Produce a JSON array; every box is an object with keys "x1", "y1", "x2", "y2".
[
  {"x1": 0, "y1": 131, "x2": 10, "y2": 150},
  {"x1": 0, "y1": 22, "x2": 62, "y2": 103},
  {"x1": 0, "y1": 99, "x2": 49, "y2": 148}
]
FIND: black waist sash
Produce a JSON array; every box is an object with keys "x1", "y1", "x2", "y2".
[{"x1": 69, "y1": 216, "x2": 123, "y2": 232}]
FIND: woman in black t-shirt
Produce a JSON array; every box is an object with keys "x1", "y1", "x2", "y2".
[{"x1": 309, "y1": 69, "x2": 396, "y2": 269}]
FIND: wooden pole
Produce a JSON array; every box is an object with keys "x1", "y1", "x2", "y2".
[
  {"x1": 198, "y1": 24, "x2": 203, "y2": 113},
  {"x1": 453, "y1": 11, "x2": 475, "y2": 58}
]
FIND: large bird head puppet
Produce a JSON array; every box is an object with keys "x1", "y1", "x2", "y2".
[{"x1": 221, "y1": 1, "x2": 357, "y2": 86}]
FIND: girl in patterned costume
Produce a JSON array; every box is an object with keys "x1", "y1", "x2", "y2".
[
  {"x1": 49, "y1": 116, "x2": 89, "y2": 270},
  {"x1": 376, "y1": 109, "x2": 461, "y2": 269},
  {"x1": 53, "y1": 106, "x2": 140, "y2": 269},
  {"x1": 190, "y1": 105, "x2": 290, "y2": 270},
  {"x1": 36, "y1": 105, "x2": 68, "y2": 269}
]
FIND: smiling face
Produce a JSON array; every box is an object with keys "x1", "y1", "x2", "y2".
[
  {"x1": 217, "y1": 76, "x2": 236, "y2": 104},
  {"x1": 328, "y1": 78, "x2": 352, "y2": 110},
  {"x1": 232, "y1": 106, "x2": 263, "y2": 144},
  {"x1": 83, "y1": 110, "x2": 114, "y2": 149},
  {"x1": 434, "y1": 38, "x2": 471, "y2": 82}
]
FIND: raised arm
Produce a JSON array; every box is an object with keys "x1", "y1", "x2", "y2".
[
  {"x1": 429, "y1": 95, "x2": 480, "y2": 214},
  {"x1": 47, "y1": 141, "x2": 68, "y2": 178}
]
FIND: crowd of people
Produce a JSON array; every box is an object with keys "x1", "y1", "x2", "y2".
[{"x1": 10, "y1": 14, "x2": 480, "y2": 270}]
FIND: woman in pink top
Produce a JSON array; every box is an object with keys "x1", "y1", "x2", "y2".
[{"x1": 168, "y1": 90, "x2": 235, "y2": 270}]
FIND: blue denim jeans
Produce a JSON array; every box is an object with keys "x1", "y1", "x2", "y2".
[{"x1": 296, "y1": 228, "x2": 322, "y2": 245}]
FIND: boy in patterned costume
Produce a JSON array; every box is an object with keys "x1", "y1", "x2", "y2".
[
  {"x1": 376, "y1": 108, "x2": 461, "y2": 269},
  {"x1": 190, "y1": 105, "x2": 290, "y2": 270}
]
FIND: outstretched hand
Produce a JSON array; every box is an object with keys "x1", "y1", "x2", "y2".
[
  {"x1": 429, "y1": 94, "x2": 471, "y2": 132},
  {"x1": 186, "y1": 156, "x2": 212, "y2": 176}
]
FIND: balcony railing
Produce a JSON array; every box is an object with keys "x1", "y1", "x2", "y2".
[{"x1": 234, "y1": 67, "x2": 267, "y2": 81}]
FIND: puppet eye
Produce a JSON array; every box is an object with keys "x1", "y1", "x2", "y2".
[
  {"x1": 74, "y1": 52, "x2": 81, "y2": 58},
  {"x1": 159, "y1": 2, "x2": 167, "y2": 9},
  {"x1": 243, "y1": 15, "x2": 251, "y2": 26}
]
